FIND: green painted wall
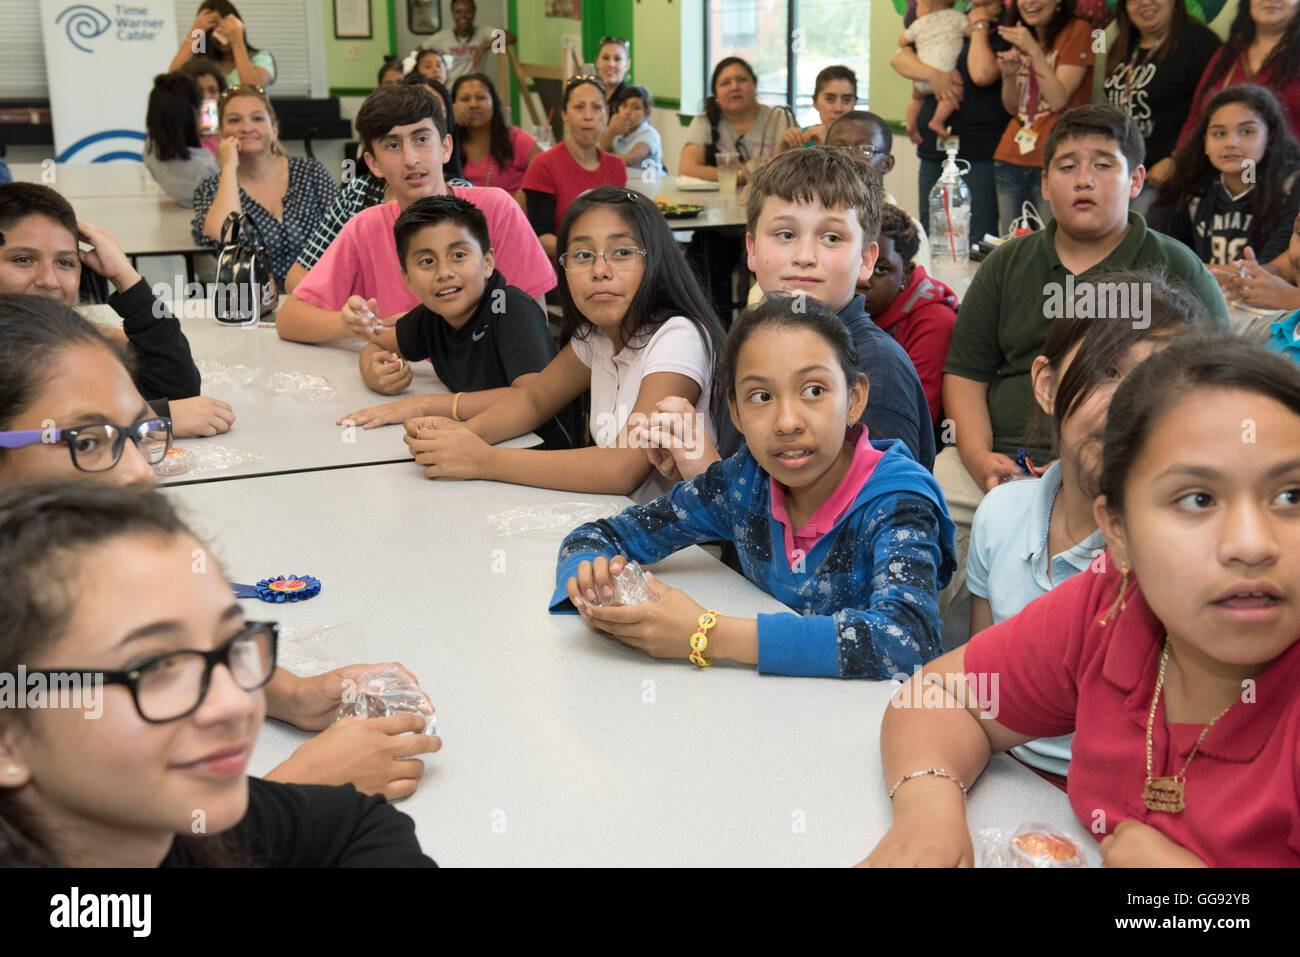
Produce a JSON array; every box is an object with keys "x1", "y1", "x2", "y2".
[
  {"x1": 324, "y1": 0, "x2": 395, "y2": 94},
  {"x1": 633, "y1": 0, "x2": 686, "y2": 107}
]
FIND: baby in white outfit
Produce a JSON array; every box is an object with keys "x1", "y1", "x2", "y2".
[{"x1": 901, "y1": 0, "x2": 970, "y2": 142}]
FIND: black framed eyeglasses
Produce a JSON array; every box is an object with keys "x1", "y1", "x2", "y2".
[
  {"x1": 0, "y1": 417, "x2": 172, "y2": 472},
  {"x1": 25, "y1": 621, "x2": 280, "y2": 723},
  {"x1": 558, "y1": 245, "x2": 647, "y2": 271}
]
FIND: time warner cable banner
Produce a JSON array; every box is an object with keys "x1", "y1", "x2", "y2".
[{"x1": 40, "y1": 0, "x2": 177, "y2": 162}]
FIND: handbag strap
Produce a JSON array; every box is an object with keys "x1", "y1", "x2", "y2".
[{"x1": 220, "y1": 210, "x2": 268, "y2": 248}]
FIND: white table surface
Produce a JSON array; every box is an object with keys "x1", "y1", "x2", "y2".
[
  {"x1": 83, "y1": 304, "x2": 540, "y2": 482},
  {"x1": 167, "y1": 463, "x2": 1097, "y2": 867},
  {"x1": 75, "y1": 196, "x2": 207, "y2": 258},
  {"x1": 9, "y1": 161, "x2": 167, "y2": 199},
  {"x1": 629, "y1": 174, "x2": 747, "y2": 230}
]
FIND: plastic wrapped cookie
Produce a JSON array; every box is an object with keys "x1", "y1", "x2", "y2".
[
  {"x1": 334, "y1": 668, "x2": 437, "y2": 735},
  {"x1": 591, "y1": 560, "x2": 659, "y2": 607},
  {"x1": 978, "y1": 822, "x2": 1086, "y2": 868}
]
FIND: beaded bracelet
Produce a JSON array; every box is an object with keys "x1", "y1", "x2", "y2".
[
  {"x1": 887, "y1": 768, "x2": 968, "y2": 801},
  {"x1": 689, "y1": 611, "x2": 719, "y2": 667}
]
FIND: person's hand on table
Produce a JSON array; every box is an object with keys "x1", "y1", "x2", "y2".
[
  {"x1": 170, "y1": 395, "x2": 235, "y2": 437},
  {"x1": 1212, "y1": 246, "x2": 1300, "y2": 310},
  {"x1": 567, "y1": 557, "x2": 707, "y2": 660},
  {"x1": 275, "y1": 661, "x2": 424, "y2": 732},
  {"x1": 857, "y1": 780, "x2": 975, "y2": 867},
  {"x1": 1100, "y1": 820, "x2": 1208, "y2": 867},
  {"x1": 363, "y1": 349, "x2": 412, "y2": 395},
  {"x1": 76, "y1": 220, "x2": 138, "y2": 291},
  {"x1": 338, "y1": 395, "x2": 428, "y2": 430},
  {"x1": 342, "y1": 295, "x2": 385, "y2": 339},
  {"x1": 403, "y1": 415, "x2": 491, "y2": 478},
  {"x1": 263, "y1": 714, "x2": 440, "y2": 800},
  {"x1": 630, "y1": 395, "x2": 720, "y2": 483}
]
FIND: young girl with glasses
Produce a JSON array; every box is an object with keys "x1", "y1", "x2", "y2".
[
  {"x1": 0, "y1": 295, "x2": 440, "y2": 803},
  {"x1": 403, "y1": 186, "x2": 725, "y2": 502},
  {"x1": 0, "y1": 480, "x2": 435, "y2": 866}
]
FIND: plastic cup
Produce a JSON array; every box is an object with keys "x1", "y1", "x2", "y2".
[{"x1": 717, "y1": 151, "x2": 739, "y2": 197}]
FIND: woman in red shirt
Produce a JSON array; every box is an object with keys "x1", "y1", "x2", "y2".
[
  {"x1": 522, "y1": 76, "x2": 627, "y2": 260},
  {"x1": 1156, "y1": 0, "x2": 1300, "y2": 188},
  {"x1": 861, "y1": 336, "x2": 1300, "y2": 868}
]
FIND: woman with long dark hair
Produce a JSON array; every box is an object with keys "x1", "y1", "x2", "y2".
[
  {"x1": 1102, "y1": 0, "x2": 1221, "y2": 211},
  {"x1": 168, "y1": 0, "x2": 276, "y2": 89},
  {"x1": 1150, "y1": 85, "x2": 1300, "y2": 265},
  {"x1": 143, "y1": 72, "x2": 219, "y2": 208},
  {"x1": 1172, "y1": 0, "x2": 1300, "y2": 169},
  {"x1": 452, "y1": 73, "x2": 539, "y2": 196},
  {"x1": 990, "y1": 0, "x2": 1095, "y2": 232},
  {"x1": 402, "y1": 186, "x2": 724, "y2": 503},
  {"x1": 679, "y1": 56, "x2": 796, "y2": 185}
]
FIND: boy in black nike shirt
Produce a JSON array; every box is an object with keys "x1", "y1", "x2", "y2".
[{"x1": 341, "y1": 195, "x2": 572, "y2": 448}]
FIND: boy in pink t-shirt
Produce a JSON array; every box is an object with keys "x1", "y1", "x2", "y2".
[{"x1": 276, "y1": 83, "x2": 555, "y2": 344}]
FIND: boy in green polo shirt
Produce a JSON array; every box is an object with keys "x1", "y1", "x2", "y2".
[{"x1": 937, "y1": 104, "x2": 1228, "y2": 611}]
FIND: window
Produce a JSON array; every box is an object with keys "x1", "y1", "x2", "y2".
[{"x1": 704, "y1": 0, "x2": 869, "y2": 126}]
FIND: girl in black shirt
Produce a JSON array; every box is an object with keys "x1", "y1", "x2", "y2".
[{"x1": 0, "y1": 480, "x2": 435, "y2": 867}]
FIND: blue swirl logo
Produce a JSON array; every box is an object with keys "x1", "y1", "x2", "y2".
[{"x1": 56, "y1": 5, "x2": 112, "y2": 54}]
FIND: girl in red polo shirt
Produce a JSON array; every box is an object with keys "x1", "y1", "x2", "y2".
[{"x1": 862, "y1": 335, "x2": 1300, "y2": 867}]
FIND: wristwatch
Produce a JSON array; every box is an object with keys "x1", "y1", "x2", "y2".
[{"x1": 971, "y1": 20, "x2": 991, "y2": 30}]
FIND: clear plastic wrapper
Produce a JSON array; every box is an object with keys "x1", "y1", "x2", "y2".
[
  {"x1": 977, "y1": 822, "x2": 1086, "y2": 868},
  {"x1": 592, "y1": 560, "x2": 658, "y2": 606},
  {"x1": 274, "y1": 623, "x2": 368, "y2": 676},
  {"x1": 335, "y1": 667, "x2": 437, "y2": 735},
  {"x1": 195, "y1": 359, "x2": 262, "y2": 388},
  {"x1": 488, "y1": 502, "x2": 625, "y2": 538},
  {"x1": 263, "y1": 370, "x2": 338, "y2": 403},
  {"x1": 152, "y1": 447, "x2": 190, "y2": 476},
  {"x1": 179, "y1": 444, "x2": 264, "y2": 475},
  {"x1": 192, "y1": 360, "x2": 338, "y2": 402}
]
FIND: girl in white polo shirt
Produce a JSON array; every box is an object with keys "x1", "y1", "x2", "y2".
[{"x1": 403, "y1": 186, "x2": 726, "y2": 502}]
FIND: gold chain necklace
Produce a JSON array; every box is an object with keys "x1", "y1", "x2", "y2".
[{"x1": 1143, "y1": 637, "x2": 1235, "y2": 813}]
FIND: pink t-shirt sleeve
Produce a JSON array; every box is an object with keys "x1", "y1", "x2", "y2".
[
  {"x1": 510, "y1": 126, "x2": 537, "y2": 170},
  {"x1": 963, "y1": 566, "x2": 1101, "y2": 739},
  {"x1": 455, "y1": 186, "x2": 557, "y2": 298},
  {"x1": 292, "y1": 219, "x2": 362, "y2": 311}
]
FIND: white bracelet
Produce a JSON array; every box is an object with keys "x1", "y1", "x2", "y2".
[{"x1": 888, "y1": 768, "x2": 968, "y2": 801}]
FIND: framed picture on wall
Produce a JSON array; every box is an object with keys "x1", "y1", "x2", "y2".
[
  {"x1": 545, "y1": 0, "x2": 581, "y2": 18},
  {"x1": 333, "y1": 0, "x2": 373, "y2": 39},
  {"x1": 409, "y1": 0, "x2": 440, "y2": 34}
]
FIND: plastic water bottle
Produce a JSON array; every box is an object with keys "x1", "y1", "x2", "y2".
[{"x1": 928, "y1": 146, "x2": 971, "y2": 263}]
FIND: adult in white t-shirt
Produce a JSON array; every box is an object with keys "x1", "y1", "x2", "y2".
[{"x1": 424, "y1": 0, "x2": 516, "y2": 85}]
